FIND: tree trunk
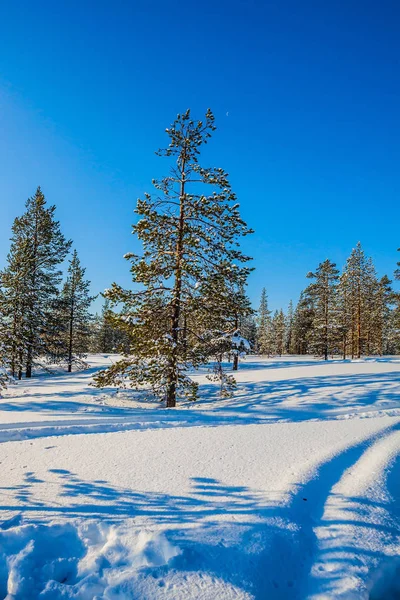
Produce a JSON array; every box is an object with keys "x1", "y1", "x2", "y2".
[
  {"x1": 68, "y1": 297, "x2": 74, "y2": 373},
  {"x1": 26, "y1": 346, "x2": 32, "y2": 378},
  {"x1": 166, "y1": 154, "x2": 186, "y2": 408},
  {"x1": 233, "y1": 354, "x2": 238, "y2": 371}
]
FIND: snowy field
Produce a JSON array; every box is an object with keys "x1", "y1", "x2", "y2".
[{"x1": 0, "y1": 355, "x2": 400, "y2": 599}]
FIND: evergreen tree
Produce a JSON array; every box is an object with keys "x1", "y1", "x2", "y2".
[
  {"x1": 285, "y1": 300, "x2": 295, "y2": 354},
  {"x1": 306, "y1": 259, "x2": 340, "y2": 360},
  {"x1": 370, "y1": 275, "x2": 394, "y2": 356},
  {"x1": 94, "y1": 110, "x2": 253, "y2": 406},
  {"x1": 240, "y1": 313, "x2": 257, "y2": 351},
  {"x1": 0, "y1": 231, "x2": 28, "y2": 379},
  {"x1": 271, "y1": 309, "x2": 286, "y2": 356},
  {"x1": 0, "y1": 188, "x2": 71, "y2": 377},
  {"x1": 256, "y1": 288, "x2": 273, "y2": 355},
  {"x1": 342, "y1": 243, "x2": 378, "y2": 358},
  {"x1": 57, "y1": 250, "x2": 94, "y2": 371},
  {"x1": 337, "y1": 272, "x2": 351, "y2": 359},
  {"x1": 292, "y1": 291, "x2": 315, "y2": 354},
  {"x1": 0, "y1": 309, "x2": 10, "y2": 390}
]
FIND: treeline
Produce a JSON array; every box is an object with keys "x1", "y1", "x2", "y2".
[
  {"x1": 1, "y1": 111, "x2": 399, "y2": 406},
  {"x1": 0, "y1": 187, "x2": 123, "y2": 385},
  {"x1": 251, "y1": 243, "x2": 400, "y2": 359}
]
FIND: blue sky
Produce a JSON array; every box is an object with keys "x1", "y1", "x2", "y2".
[{"x1": 1, "y1": 0, "x2": 399, "y2": 313}]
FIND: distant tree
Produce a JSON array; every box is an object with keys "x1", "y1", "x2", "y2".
[
  {"x1": 306, "y1": 259, "x2": 340, "y2": 360},
  {"x1": 367, "y1": 275, "x2": 394, "y2": 356},
  {"x1": 342, "y1": 243, "x2": 378, "y2": 358},
  {"x1": 272, "y1": 309, "x2": 286, "y2": 356},
  {"x1": 56, "y1": 250, "x2": 94, "y2": 371},
  {"x1": 94, "y1": 110, "x2": 253, "y2": 406},
  {"x1": 256, "y1": 288, "x2": 273, "y2": 355},
  {"x1": 0, "y1": 229, "x2": 28, "y2": 379},
  {"x1": 292, "y1": 291, "x2": 315, "y2": 354},
  {"x1": 240, "y1": 313, "x2": 257, "y2": 351},
  {"x1": 0, "y1": 187, "x2": 71, "y2": 377},
  {"x1": 285, "y1": 300, "x2": 295, "y2": 354},
  {"x1": 337, "y1": 272, "x2": 351, "y2": 359}
]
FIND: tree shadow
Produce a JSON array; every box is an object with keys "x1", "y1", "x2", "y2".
[
  {"x1": 1, "y1": 424, "x2": 399, "y2": 599},
  {"x1": 0, "y1": 370, "x2": 399, "y2": 444}
]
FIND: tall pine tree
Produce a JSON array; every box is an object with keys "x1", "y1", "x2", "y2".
[
  {"x1": 306, "y1": 259, "x2": 340, "y2": 360},
  {"x1": 256, "y1": 288, "x2": 273, "y2": 355},
  {"x1": 57, "y1": 250, "x2": 94, "y2": 372},
  {"x1": 94, "y1": 110, "x2": 253, "y2": 406},
  {"x1": 0, "y1": 187, "x2": 71, "y2": 377}
]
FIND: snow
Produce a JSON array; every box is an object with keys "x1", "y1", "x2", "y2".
[{"x1": 0, "y1": 355, "x2": 399, "y2": 598}]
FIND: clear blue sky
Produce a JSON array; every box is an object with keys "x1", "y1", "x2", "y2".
[{"x1": 1, "y1": 0, "x2": 399, "y2": 313}]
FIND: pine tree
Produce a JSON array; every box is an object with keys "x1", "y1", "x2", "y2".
[
  {"x1": 292, "y1": 291, "x2": 315, "y2": 354},
  {"x1": 285, "y1": 300, "x2": 295, "y2": 354},
  {"x1": 90, "y1": 298, "x2": 129, "y2": 354},
  {"x1": 271, "y1": 309, "x2": 286, "y2": 356},
  {"x1": 256, "y1": 288, "x2": 273, "y2": 355},
  {"x1": 306, "y1": 259, "x2": 340, "y2": 360},
  {"x1": 0, "y1": 308, "x2": 10, "y2": 391},
  {"x1": 241, "y1": 313, "x2": 257, "y2": 350},
  {"x1": 369, "y1": 275, "x2": 394, "y2": 356},
  {"x1": 0, "y1": 230, "x2": 29, "y2": 379},
  {"x1": 343, "y1": 243, "x2": 378, "y2": 358},
  {"x1": 337, "y1": 272, "x2": 351, "y2": 359},
  {"x1": 0, "y1": 188, "x2": 71, "y2": 378},
  {"x1": 56, "y1": 250, "x2": 94, "y2": 372},
  {"x1": 94, "y1": 110, "x2": 253, "y2": 406}
]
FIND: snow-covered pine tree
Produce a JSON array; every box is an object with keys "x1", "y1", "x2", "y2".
[
  {"x1": 369, "y1": 275, "x2": 394, "y2": 356},
  {"x1": 285, "y1": 300, "x2": 295, "y2": 354},
  {"x1": 0, "y1": 227, "x2": 29, "y2": 379},
  {"x1": 292, "y1": 290, "x2": 315, "y2": 354},
  {"x1": 89, "y1": 299, "x2": 121, "y2": 354},
  {"x1": 56, "y1": 250, "x2": 94, "y2": 372},
  {"x1": 271, "y1": 309, "x2": 286, "y2": 356},
  {"x1": 189, "y1": 269, "x2": 252, "y2": 394},
  {"x1": 94, "y1": 110, "x2": 253, "y2": 406},
  {"x1": 256, "y1": 288, "x2": 273, "y2": 355},
  {"x1": 240, "y1": 313, "x2": 257, "y2": 351},
  {"x1": 343, "y1": 243, "x2": 377, "y2": 358},
  {"x1": 306, "y1": 259, "x2": 340, "y2": 360},
  {"x1": 0, "y1": 188, "x2": 71, "y2": 377},
  {"x1": 0, "y1": 309, "x2": 10, "y2": 391},
  {"x1": 337, "y1": 272, "x2": 351, "y2": 359}
]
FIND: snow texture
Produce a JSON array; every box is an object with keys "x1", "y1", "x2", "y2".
[{"x1": 0, "y1": 354, "x2": 399, "y2": 599}]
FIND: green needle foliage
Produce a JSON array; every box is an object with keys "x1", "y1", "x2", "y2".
[{"x1": 94, "y1": 109, "x2": 253, "y2": 406}]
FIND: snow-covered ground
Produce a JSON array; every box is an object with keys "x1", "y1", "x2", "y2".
[{"x1": 0, "y1": 355, "x2": 399, "y2": 599}]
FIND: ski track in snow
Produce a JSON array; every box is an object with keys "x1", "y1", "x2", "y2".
[{"x1": 0, "y1": 355, "x2": 399, "y2": 599}]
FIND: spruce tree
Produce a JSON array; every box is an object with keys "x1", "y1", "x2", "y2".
[
  {"x1": 91, "y1": 299, "x2": 126, "y2": 354},
  {"x1": 0, "y1": 188, "x2": 71, "y2": 377},
  {"x1": 271, "y1": 309, "x2": 286, "y2": 356},
  {"x1": 285, "y1": 300, "x2": 295, "y2": 354},
  {"x1": 369, "y1": 275, "x2": 393, "y2": 356},
  {"x1": 292, "y1": 291, "x2": 315, "y2": 354},
  {"x1": 0, "y1": 231, "x2": 29, "y2": 379},
  {"x1": 306, "y1": 259, "x2": 340, "y2": 360},
  {"x1": 56, "y1": 250, "x2": 94, "y2": 372},
  {"x1": 256, "y1": 288, "x2": 273, "y2": 355},
  {"x1": 94, "y1": 110, "x2": 253, "y2": 406},
  {"x1": 342, "y1": 243, "x2": 377, "y2": 358},
  {"x1": 337, "y1": 272, "x2": 351, "y2": 359}
]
